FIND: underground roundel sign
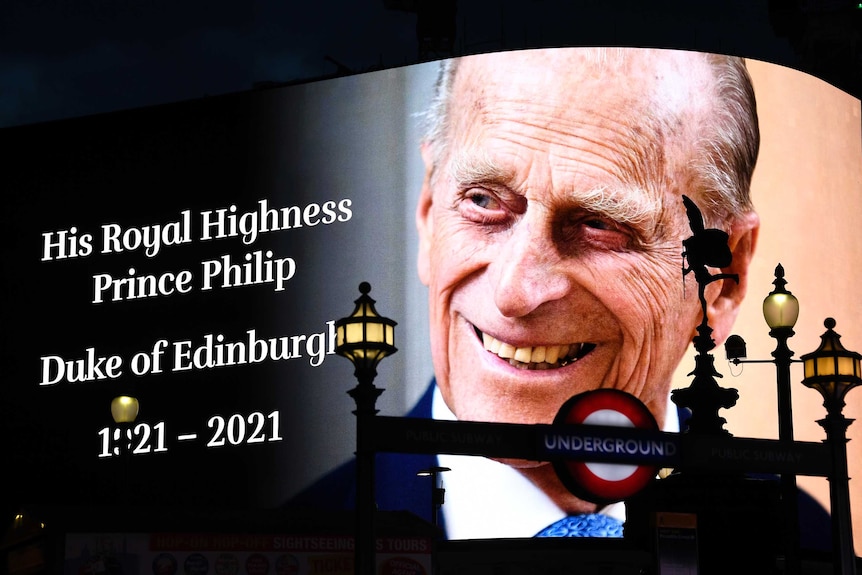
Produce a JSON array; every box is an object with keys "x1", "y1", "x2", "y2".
[{"x1": 550, "y1": 389, "x2": 660, "y2": 504}]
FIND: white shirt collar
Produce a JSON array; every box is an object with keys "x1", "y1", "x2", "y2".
[{"x1": 432, "y1": 386, "x2": 680, "y2": 539}]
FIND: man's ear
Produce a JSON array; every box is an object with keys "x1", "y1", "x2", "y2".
[
  {"x1": 416, "y1": 142, "x2": 436, "y2": 286},
  {"x1": 707, "y1": 211, "x2": 760, "y2": 344}
]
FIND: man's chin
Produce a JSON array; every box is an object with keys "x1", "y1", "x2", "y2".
[{"x1": 501, "y1": 459, "x2": 601, "y2": 515}]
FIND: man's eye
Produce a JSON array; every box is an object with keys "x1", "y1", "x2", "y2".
[
  {"x1": 467, "y1": 190, "x2": 499, "y2": 210},
  {"x1": 584, "y1": 218, "x2": 613, "y2": 230},
  {"x1": 575, "y1": 214, "x2": 625, "y2": 234},
  {"x1": 562, "y1": 215, "x2": 633, "y2": 251},
  {"x1": 458, "y1": 188, "x2": 512, "y2": 225}
]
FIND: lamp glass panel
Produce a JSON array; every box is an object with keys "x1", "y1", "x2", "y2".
[
  {"x1": 817, "y1": 356, "x2": 837, "y2": 376},
  {"x1": 359, "y1": 302, "x2": 378, "y2": 318},
  {"x1": 838, "y1": 355, "x2": 861, "y2": 377},
  {"x1": 364, "y1": 322, "x2": 385, "y2": 344},
  {"x1": 111, "y1": 396, "x2": 139, "y2": 424},
  {"x1": 343, "y1": 348, "x2": 366, "y2": 362},
  {"x1": 804, "y1": 358, "x2": 815, "y2": 379},
  {"x1": 763, "y1": 293, "x2": 799, "y2": 329},
  {"x1": 343, "y1": 322, "x2": 364, "y2": 344}
]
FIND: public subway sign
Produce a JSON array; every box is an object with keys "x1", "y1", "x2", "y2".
[{"x1": 544, "y1": 389, "x2": 678, "y2": 504}]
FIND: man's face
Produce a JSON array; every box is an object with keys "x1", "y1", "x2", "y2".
[{"x1": 416, "y1": 49, "x2": 755, "y2": 431}]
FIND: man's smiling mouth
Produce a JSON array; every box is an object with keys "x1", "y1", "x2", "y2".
[{"x1": 475, "y1": 327, "x2": 596, "y2": 370}]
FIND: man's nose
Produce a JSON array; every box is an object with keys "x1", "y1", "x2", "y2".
[{"x1": 491, "y1": 223, "x2": 572, "y2": 317}]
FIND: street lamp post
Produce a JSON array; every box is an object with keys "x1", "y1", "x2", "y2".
[
  {"x1": 762, "y1": 264, "x2": 801, "y2": 575},
  {"x1": 417, "y1": 466, "x2": 450, "y2": 530},
  {"x1": 110, "y1": 395, "x2": 139, "y2": 505},
  {"x1": 801, "y1": 318, "x2": 862, "y2": 575},
  {"x1": 725, "y1": 263, "x2": 801, "y2": 574},
  {"x1": 334, "y1": 282, "x2": 397, "y2": 575}
]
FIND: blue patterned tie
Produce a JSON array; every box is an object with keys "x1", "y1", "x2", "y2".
[{"x1": 534, "y1": 514, "x2": 624, "y2": 537}]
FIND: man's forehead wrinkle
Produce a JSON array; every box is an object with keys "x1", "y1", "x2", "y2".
[
  {"x1": 454, "y1": 80, "x2": 674, "y2": 191},
  {"x1": 446, "y1": 114, "x2": 671, "y2": 231},
  {"x1": 556, "y1": 116, "x2": 669, "y2": 193},
  {"x1": 452, "y1": 120, "x2": 671, "y2": 220}
]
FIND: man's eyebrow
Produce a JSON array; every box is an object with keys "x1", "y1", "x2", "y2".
[
  {"x1": 447, "y1": 150, "x2": 514, "y2": 187},
  {"x1": 571, "y1": 185, "x2": 663, "y2": 228}
]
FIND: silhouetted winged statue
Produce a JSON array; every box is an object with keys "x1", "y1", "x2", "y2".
[
  {"x1": 681, "y1": 195, "x2": 739, "y2": 323},
  {"x1": 673, "y1": 195, "x2": 740, "y2": 435}
]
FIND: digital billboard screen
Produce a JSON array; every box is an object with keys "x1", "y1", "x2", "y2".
[{"x1": 3, "y1": 47, "x2": 861, "y2": 564}]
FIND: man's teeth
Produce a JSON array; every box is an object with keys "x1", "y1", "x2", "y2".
[{"x1": 481, "y1": 332, "x2": 589, "y2": 370}]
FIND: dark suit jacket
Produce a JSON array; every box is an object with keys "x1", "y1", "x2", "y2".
[{"x1": 286, "y1": 381, "x2": 832, "y2": 551}]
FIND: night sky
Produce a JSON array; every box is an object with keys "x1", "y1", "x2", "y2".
[
  {"x1": 6, "y1": 0, "x2": 855, "y2": 130},
  {"x1": 0, "y1": 0, "x2": 418, "y2": 128}
]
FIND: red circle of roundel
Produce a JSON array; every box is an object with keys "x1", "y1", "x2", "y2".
[{"x1": 552, "y1": 389, "x2": 659, "y2": 504}]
